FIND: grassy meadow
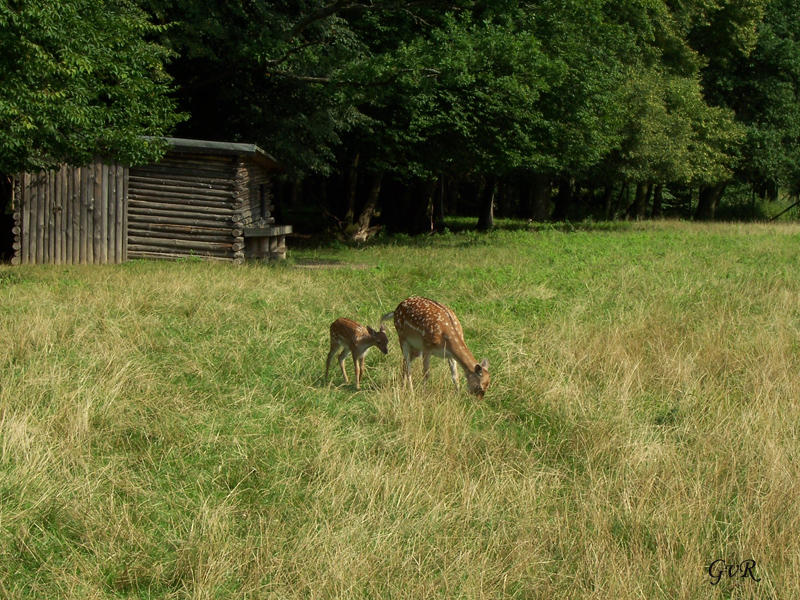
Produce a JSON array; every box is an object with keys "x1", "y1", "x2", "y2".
[{"x1": 1, "y1": 221, "x2": 799, "y2": 599}]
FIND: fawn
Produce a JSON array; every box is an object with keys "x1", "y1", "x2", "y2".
[
  {"x1": 325, "y1": 318, "x2": 389, "y2": 390},
  {"x1": 381, "y1": 296, "x2": 490, "y2": 398}
]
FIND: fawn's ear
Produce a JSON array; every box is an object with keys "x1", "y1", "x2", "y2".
[
  {"x1": 480, "y1": 358, "x2": 489, "y2": 370},
  {"x1": 367, "y1": 326, "x2": 377, "y2": 335},
  {"x1": 379, "y1": 323, "x2": 386, "y2": 333},
  {"x1": 474, "y1": 363, "x2": 483, "y2": 376}
]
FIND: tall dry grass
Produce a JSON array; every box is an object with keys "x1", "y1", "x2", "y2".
[{"x1": 0, "y1": 221, "x2": 798, "y2": 598}]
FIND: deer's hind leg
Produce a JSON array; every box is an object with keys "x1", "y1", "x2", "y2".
[
  {"x1": 325, "y1": 338, "x2": 341, "y2": 381},
  {"x1": 422, "y1": 351, "x2": 432, "y2": 381},
  {"x1": 353, "y1": 351, "x2": 369, "y2": 390},
  {"x1": 338, "y1": 348, "x2": 351, "y2": 383},
  {"x1": 401, "y1": 343, "x2": 421, "y2": 390}
]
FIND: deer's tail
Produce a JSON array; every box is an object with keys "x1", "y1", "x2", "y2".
[{"x1": 380, "y1": 311, "x2": 394, "y2": 325}]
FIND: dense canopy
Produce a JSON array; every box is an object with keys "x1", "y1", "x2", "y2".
[{"x1": 5, "y1": 0, "x2": 800, "y2": 229}]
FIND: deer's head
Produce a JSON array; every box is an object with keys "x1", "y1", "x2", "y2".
[
  {"x1": 466, "y1": 358, "x2": 490, "y2": 399},
  {"x1": 367, "y1": 324, "x2": 389, "y2": 354}
]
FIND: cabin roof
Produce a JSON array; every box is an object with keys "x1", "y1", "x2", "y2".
[{"x1": 152, "y1": 137, "x2": 282, "y2": 170}]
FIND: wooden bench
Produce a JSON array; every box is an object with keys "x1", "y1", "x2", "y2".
[{"x1": 243, "y1": 225, "x2": 292, "y2": 261}]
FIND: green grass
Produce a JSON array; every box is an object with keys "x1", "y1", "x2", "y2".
[{"x1": 1, "y1": 221, "x2": 799, "y2": 599}]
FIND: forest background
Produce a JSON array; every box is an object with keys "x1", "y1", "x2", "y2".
[{"x1": 2, "y1": 0, "x2": 800, "y2": 240}]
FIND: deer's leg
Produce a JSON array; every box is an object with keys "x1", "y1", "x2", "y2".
[
  {"x1": 353, "y1": 352, "x2": 363, "y2": 390},
  {"x1": 338, "y1": 349, "x2": 350, "y2": 383},
  {"x1": 422, "y1": 351, "x2": 431, "y2": 381},
  {"x1": 448, "y1": 358, "x2": 460, "y2": 389},
  {"x1": 401, "y1": 343, "x2": 416, "y2": 390},
  {"x1": 325, "y1": 339, "x2": 340, "y2": 381}
]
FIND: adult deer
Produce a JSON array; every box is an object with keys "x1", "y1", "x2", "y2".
[
  {"x1": 381, "y1": 296, "x2": 490, "y2": 398},
  {"x1": 325, "y1": 318, "x2": 389, "y2": 390}
]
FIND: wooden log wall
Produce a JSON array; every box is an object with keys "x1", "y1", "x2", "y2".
[
  {"x1": 128, "y1": 152, "x2": 244, "y2": 262},
  {"x1": 237, "y1": 161, "x2": 275, "y2": 229},
  {"x1": 12, "y1": 160, "x2": 127, "y2": 265}
]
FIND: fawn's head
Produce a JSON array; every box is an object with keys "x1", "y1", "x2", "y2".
[
  {"x1": 367, "y1": 324, "x2": 389, "y2": 354},
  {"x1": 466, "y1": 358, "x2": 490, "y2": 399}
]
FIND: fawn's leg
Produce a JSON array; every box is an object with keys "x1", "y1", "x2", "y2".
[
  {"x1": 338, "y1": 349, "x2": 350, "y2": 383},
  {"x1": 325, "y1": 339, "x2": 340, "y2": 381},
  {"x1": 353, "y1": 352, "x2": 363, "y2": 390}
]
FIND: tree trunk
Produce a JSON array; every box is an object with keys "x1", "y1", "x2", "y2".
[
  {"x1": 601, "y1": 183, "x2": 614, "y2": 220},
  {"x1": 651, "y1": 183, "x2": 664, "y2": 218},
  {"x1": 446, "y1": 177, "x2": 460, "y2": 215},
  {"x1": 350, "y1": 171, "x2": 383, "y2": 242},
  {"x1": 344, "y1": 153, "x2": 360, "y2": 223},
  {"x1": 290, "y1": 178, "x2": 302, "y2": 208},
  {"x1": 518, "y1": 179, "x2": 531, "y2": 219},
  {"x1": 433, "y1": 177, "x2": 446, "y2": 231},
  {"x1": 614, "y1": 182, "x2": 629, "y2": 220},
  {"x1": 551, "y1": 177, "x2": 573, "y2": 221},
  {"x1": 629, "y1": 182, "x2": 651, "y2": 220},
  {"x1": 530, "y1": 173, "x2": 551, "y2": 221},
  {"x1": 477, "y1": 176, "x2": 496, "y2": 230},
  {"x1": 409, "y1": 179, "x2": 437, "y2": 234},
  {"x1": 695, "y1": 182, "x2": 727, "y2": 220}
]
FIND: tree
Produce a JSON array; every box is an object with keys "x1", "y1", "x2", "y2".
[
  {"x1": 679, "y1": 0, "x2": 770, "y2": 218},
  {"x1": 726, "y1": 0, "x2": 800, "y2": 200},
  {"x1": 0, "y1": 0, "x2": 184, "y2": 174},
  {"x1": 133, "y1": 0, "x2": 794, "y2": 228}
]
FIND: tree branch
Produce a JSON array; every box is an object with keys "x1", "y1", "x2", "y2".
[{"x1": 286, "y1": 0, "x2": 373, "y2": 42}]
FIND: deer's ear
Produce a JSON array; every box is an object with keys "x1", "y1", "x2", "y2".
[
  {"x1": 480, "y1": 358, "x2": 489, "y2": 370},
  {"x1": 474, "y1": 363, "x2": 483, "y2": 376},
  {"x1": 367, "y1": 326, "x2": 377, "y2": 335}
]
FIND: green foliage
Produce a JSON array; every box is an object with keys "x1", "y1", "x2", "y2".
[
  {"x1": 0, "y1": 0, "x2": 184, "y2": 173},
  {"x1": 130, "y1": 0, "x2": 799, "y2": 206},
  {"x1": 352, "y1": 10, "x2": 554, "y2": 179},
  {"x1": 615, "y1": 66, "x2": 743, "y2": 184},
  {"x1": 727, "y1": 0, "x2": 800, "y2": 192},
  {"x1": 10, "y1": 0, "x2": 790, "y2": 218}
]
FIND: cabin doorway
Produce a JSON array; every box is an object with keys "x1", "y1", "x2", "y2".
[{"x1": 0, "y1": 176, "x2": 13, "y2": 262}]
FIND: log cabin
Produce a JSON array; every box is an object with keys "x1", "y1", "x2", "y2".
[{"x1": 9, "y1": 138, "x2": 292, "y2": 265}]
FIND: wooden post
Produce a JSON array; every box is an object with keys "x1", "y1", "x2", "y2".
[
  {"x1": 92, "y1": 161, "x2": 102, "y2": 263},
  {"x1": 87, "y1": 162, "x2": 95, "y2": 263},
  {"x1": 43, "y1": 172, "x2": 50, "y2": 263},
  {"x1": 99, "y1": 162, "x2": 108, "y2": 264},
  {"x1": 58, "y1": 167, "x2": 65, "y2": 263},
  {"x1": 49, "y1": 170, "x2": 56, "y2": 262},
  {"x1": 80, "y1": 166, "x2": 89, "y2": 264},
  {"x1": 232, "y1": 158, "x2": 247, "y2": 263},
  {"x1": 72, "y1": 166, "x2": 80, "y2": 263},
  {"x1": 115, "y1": 165, "x2": 124, "y2": 263},
  {"x1": 63, "y1": 166, "x2": 71, "y2": 265},
  {"x1": 60, "y1": 166, "x2": 68, "y2": 263},
  {"x1": 52, "y1": 170, "x2": 59, "y2": 264},
  {"x1": 35, "y1": 173, "x2": 44, "y2": 264},
  {"x1": 107, "y1": 164, "x2": 116, "y2": 263},
  {"x1": 122, "y1": 164, "x2": 128, "y2": 262},
  {"x1": 11, "y1": 176, "x2": 21, "y2": 265},
  {"x1": 21, "y1": 173, "x2": 30, "y2": 264}
]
